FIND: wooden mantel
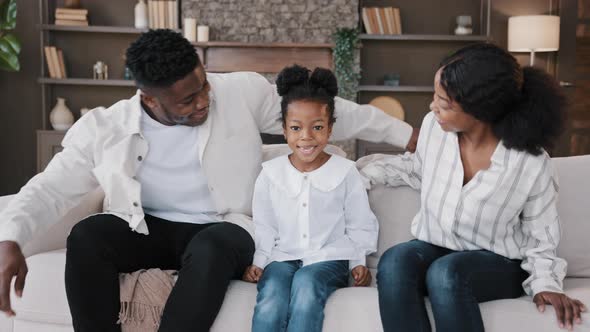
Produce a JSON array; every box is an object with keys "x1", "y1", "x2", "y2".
[{"x1": 192, "y1": 42, "x2": 334, "y2": 73}]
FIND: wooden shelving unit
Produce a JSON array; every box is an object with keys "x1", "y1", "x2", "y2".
[
  {"x1": 358, "y1": 85, "x2": 434, "y2": 93},
  {"x1": 36, "y1": 0, "x2": 181, "y2": 171},
  {"x1": 356, "y1": 0, "x2": 492, "y2": 157},
  {"x1": 40, "y1": 24, "x2": 181, "y2": 34},
  {"x1": 359, "y1": 34, "x2": 490, "y2": 41},
  {"x1": 38, "y1": 78, "x2": 136, "y2": 87}
]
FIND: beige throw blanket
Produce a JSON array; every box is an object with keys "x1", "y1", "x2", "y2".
[{"x1": 118, "y1": 269, "x2": 177, "y2": 332}]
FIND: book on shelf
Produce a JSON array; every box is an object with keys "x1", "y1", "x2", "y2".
[
  {"x1": 55, "y1": 13, "x2": 87, "y2": 21},
  {"x1": 361, "y1": 8, "x2": 373, "y2": 34},
  {"x1": 368, "y1": 8, "x2": 379, "y2": 35},
  {"x1": 43, "y1": 46, "x2": 57, "y2": 79},
  {"x1": 55, "y1": 19, "x2": 89, "y2": 26},
  {"x1": 157, "y1": 0, "x2": 165, "y2": 29},
  {"x1": 49, "y1": 47, "x2": 61, "y2": 78},
  {"x1": 148, "y1": 0, "x2": 178, "y2": 29},
  {"x1": 44, "y1": 46, "x2": 67, "y2": 79},
  {"x1": 374, "y1": 7, "x2": 385, "y2": 34},
  {"x1": 54, "y1": 7, "x2": 88, "y2": 26},
  {"x1": 148, "y1": 0, "x2": 155, "y2": 28},
  {"x1": 379, "y1": 7, "x2": 391, "y2": 34},
  {"x1": 55, "y1": 8, "x2": 88, "y2": 16},
  {"x1": 384, "y1": 7, "x2": 395, "y2": 35},
  {"x1": 361, "y1": 7, "x2": 402, "y2": 35},
  {"x1": 57, "y1": 50, "x2": 67, "y2": 79},
  {"x1": 393, "y1": 8, "x2": 402, "y2": 34},
  {"x1": 168, "y1": 0, "x2": 177, "y2": 30}
]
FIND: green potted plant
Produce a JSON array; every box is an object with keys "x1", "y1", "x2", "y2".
[
  {"x1": 0, "y1": 0, "x2": 20, "y2": 71},
  {"x1": 332, "y1": 28, "x2": 360, "y2": 101}
]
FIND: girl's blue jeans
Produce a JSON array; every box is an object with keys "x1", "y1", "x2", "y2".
[{"x1": 252, "y1": 260, "x2": 349, "y2": 332}]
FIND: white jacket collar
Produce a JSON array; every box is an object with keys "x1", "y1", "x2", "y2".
[
  {"x1": 108, "y1": 90, "x2": 143, "y2": 136},
  {"x1": 115, "y1": 90, "x2": 212, "y2": 163},
  {"x1": 262, "y1": 154, "x2": 354, "y2": 197}
]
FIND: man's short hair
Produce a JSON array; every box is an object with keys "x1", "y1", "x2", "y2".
[{"x1": 125, "y1": 29, "x2": 201, "y2": 89}]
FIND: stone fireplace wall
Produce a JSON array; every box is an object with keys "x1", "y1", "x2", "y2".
[
  {"x1": 182, "y1": 0, "x2": 360, "y2": 157},
  {"x1": 182, "y1": 0, "x2": 359, "y2": 44}
]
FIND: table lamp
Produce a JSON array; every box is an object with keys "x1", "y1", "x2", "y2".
[{"x1": 508, "y1": 15, "x2": 560, "y2": 66}]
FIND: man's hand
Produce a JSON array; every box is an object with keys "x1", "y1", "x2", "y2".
[
  {"x1": 351, "y1": 265, "x2": 371, "y2": 287},
  {"x1": 0, "y1": 241, "x2": 27, "y2": 317},
  {"x1": 533, "y1": 291, "x2": 587, "y2": 330},
  {"x1": 405, "y1": 127, "x2": 420, "y2": 153},
  {"x1": 242, "y1": 265, "x2": 263, "y2": 283}
]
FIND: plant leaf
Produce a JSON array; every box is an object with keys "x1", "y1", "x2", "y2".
[
  {"x1": 0, "y1": 36, "x2": 19, "y2": 71},
  {"x1": 2, "y1": 32, "x2": 19, "y2": 53},
  {"x1": 0, "y1": 0, "x2": 17, "y2": 30}
]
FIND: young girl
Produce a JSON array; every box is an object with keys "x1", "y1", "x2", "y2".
[
  {"x1": 359, "y1": 43, "x2": 587, "y2": 332},
  {"x1": 243, "y1": 64, "x2": 379, "y2": 332}
]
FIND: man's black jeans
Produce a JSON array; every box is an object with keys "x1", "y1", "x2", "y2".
[{"x1": 65, "y1": 213, "x2": 254, "y2": 332}]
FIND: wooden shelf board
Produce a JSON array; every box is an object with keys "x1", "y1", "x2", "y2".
[
  {"x1": 358, "y1": 85, "x2": 434, "y2": 92},
  {"x1": 192, "y1": 41, "x2": 334, "y2": 49},
  {"x1": 40, "y1": 24, "x2": 180, "y2": 34},
  {"x1": 38, "y1": 78, "x2": 136, "y2": 87},
  {"x1": 359, "y1": 34, "x2": 491, "y2": 42}
]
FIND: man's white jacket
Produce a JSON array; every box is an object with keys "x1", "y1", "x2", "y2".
[{"x1": 0, "y1": 72, "x2": 412, "y2": 247}]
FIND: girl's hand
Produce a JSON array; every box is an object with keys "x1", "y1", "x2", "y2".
[
  {"x1": 533, "y1": 291, "x2": 587, "y2": 330},
  {"x1": 242, "y1": 265, "x2": 263, "y2": 283},
  {"x1": 351, "y1": 265, "x2": 371, "y2": 287}
]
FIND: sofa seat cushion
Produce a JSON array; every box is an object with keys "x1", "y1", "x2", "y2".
[
  {"x1": 213, "y1": 279, "x2": 590, "y2": 332},
  {"x1": 12, "y1": 249, "x2": 71, "y2": 326},
  {"x1": 15, "y1": 249, "x2": 590, "y2": 332}
]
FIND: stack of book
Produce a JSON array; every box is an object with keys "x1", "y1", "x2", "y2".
[
  {"x1": 361, "y1": 7, "x2": 402, "y2": 35},
  {"x1": 44, "y1": 46, "x2": 67, "y2": 79},
  {"x1": 54, "y1": 7, "x2": 88, "y2": 26},
  {"x1": 148, "y1": 0, "x2": 179, "y2": 29}
]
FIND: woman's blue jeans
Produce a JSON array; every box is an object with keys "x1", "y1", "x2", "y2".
[
  {"x1": 252, "y1": 260, "x2": 349, "y2": 332},
  {"x1": 377, "y1": 240, "x2": 528, "y2": 332}
]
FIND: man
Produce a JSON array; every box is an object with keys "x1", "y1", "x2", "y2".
[{"x1": 0, "y1": 29, "x2": 417, "y2": 331}]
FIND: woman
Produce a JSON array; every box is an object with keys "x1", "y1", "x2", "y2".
[{"x1": 358, "y1": 43, "x2": 587, "y2": 332}]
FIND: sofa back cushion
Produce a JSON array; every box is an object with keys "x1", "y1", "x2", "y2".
[
  {"x1": 367, "y1": 154, "x2": 590, "y2": 278},
  {"x1": 366, "y1": 185, "x2": 419, "y2": 269},
  {"x1": 552, "y1": 155, "x2": 590, "y2": 277}
]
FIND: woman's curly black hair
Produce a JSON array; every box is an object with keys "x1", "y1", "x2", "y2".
[
  {"x1": 439, "y1": 43, "x2": 566, "y2": 155},
  {"x1": 125, "y1": 29, "x2": 200, "y2": 89},
  {"x1": 276, "y1": 64, "x2": 338, "y2": 126}
]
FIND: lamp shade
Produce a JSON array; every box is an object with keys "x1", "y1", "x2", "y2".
[{"x1": 508, "y1": 15, "x2": 560, "y2": 52}]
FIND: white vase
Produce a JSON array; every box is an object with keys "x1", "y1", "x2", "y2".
[
  {"x1": 50, "y1": 98, "x2": 74, "y2": 131},
  {"x1": 134, "y1": 0, "x2": 148, "y2": 29}
]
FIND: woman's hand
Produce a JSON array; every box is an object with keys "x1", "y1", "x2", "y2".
[
  {"x1": 533, "y1": 291, "x2": 587, "y2": 330},
  {"x1": 242, "y1": 265, "x2": 263, "y2": 283},
  {"x1": 351, "y1": 265, "x2": 371, "y2": 287},
  {"x1": 405, "y1": 127, "x2": 420, "y2": 152}
]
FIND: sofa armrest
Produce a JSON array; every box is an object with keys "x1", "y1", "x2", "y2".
[{"x1": 0, "y1": 189, "x2": 105, "y2": 258}]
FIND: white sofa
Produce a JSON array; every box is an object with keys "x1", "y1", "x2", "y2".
[{"x1": 0, "y1": 152, "x2": 589, "y2": 332}]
